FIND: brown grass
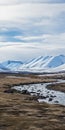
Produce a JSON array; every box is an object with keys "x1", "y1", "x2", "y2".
[{"x1": 48, "y1": 83, "x2": 65, "y2": 92}]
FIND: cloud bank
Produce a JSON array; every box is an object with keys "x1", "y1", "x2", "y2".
[
  {"x1": 0, "y1": 2, "x2": 65, "y2": 61},
  {"x1": 0, "y1": 0, "x2": 65, "y2": 5}
]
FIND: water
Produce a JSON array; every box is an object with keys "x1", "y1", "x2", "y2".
[{"x1": 12, "y1": 79, "x2": 65, "y2": 106}]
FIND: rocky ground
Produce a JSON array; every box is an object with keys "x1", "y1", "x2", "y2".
[{"x1": 0, "y1": 73, "x2": 65, "y2": 130}]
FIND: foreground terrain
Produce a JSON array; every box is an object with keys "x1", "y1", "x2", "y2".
[{"x1": 0, "y1": 73, "x2": 65, "y2": 130}]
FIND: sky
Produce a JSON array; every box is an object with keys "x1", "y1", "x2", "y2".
[{"x1": 0, "y1": 0, "x2": 65, "y2": 62}]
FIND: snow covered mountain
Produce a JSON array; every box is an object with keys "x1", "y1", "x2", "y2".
[
  {"x1": 1, "y1": 55, "x2": 65, "y2": 73},
  {"x1": 0, "y1": 63, "x2": 9, "y2": 72},
  {"x1": 2, "y1": 60, "x2": 23, "y2": 71},
  {"x1": 18, "y1": 55, "x2": 65, "y2": 72}
]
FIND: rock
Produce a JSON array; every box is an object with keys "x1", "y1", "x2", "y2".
[
  {"x1": 4, "y1": 89, "x2": 14, "y2": 94},
  {"x1": 21, "y1": 90, "x2": 30, "y2": 95},
  {"x1": 47, "y1": 91, "x2": 49, "y2": 94},
  {"x1": 49, "y1": 98, "x2": 53, "y2": 101},
  {"x1": 39, "y1": 95, "x2": 49, "y2": 99},
  {"x1": 54, "y1": 101, "x2": 59, "y2": 103},
  {"x1": 41, "y1": 83, "x2": 43, "y2": 85},
  {"x1": 50, "y1": 95, "x2": 56, "y2": 98}
]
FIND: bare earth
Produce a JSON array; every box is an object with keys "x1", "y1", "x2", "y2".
[{"x1": 0, "y1": 73, "x2": 65, "y2": 130}]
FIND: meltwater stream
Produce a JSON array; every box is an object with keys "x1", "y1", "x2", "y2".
[{"x1": 13, "y1": 79, "x2": 65, "y2": 106}]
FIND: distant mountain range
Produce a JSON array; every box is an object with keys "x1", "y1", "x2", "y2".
[{"x1": 1, "y1": 55, "x2": 65, "y2": 73}]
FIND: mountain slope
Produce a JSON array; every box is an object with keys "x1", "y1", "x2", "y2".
[
  {"x1": 18, "y1": 55, "x2": 65, "y2": 72},
  {"x1": 2, "y1": 61, "x2": 23, "y2": 71},
  {"x1": 51, "y1": 63, "x2": 65, "y2": 72},
  {"x1": 47, "y1": 55, "x2": 65, "y2": 68},
  {"x1": 1, "y1": 55, "x2": 65, "y2": 73},
  {"x1": 19, "y1": 56, "x2": 53, "y2": 69},
  {"x1": 0, "y1": 63, "x2": 9, "y2": 72}
]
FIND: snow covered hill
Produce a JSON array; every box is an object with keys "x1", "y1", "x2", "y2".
[
  {"x1": 2, "y1": 60, "x2": 23, "y2": 71},
  {"x1": 18, "y1": 55, "x2": 65, "y2": 72},
  {"x1": 1, "y1": 55, "x2": 65, "y2": 73},
  {"x1": 0, "y1": 63, "x2": 9, "y2": 72}
]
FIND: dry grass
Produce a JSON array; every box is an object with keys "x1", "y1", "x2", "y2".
[{"x1": 48, "y1": 83, "x2": 65, "y2": 92}]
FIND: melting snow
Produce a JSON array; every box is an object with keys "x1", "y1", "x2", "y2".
[{"x1": 13, "y1": 79, "x2": 65, "y2": 106}]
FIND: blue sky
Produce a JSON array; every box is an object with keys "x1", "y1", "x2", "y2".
[{"x1": 0, "y1": 0, "x2": 65, "y2": 61}]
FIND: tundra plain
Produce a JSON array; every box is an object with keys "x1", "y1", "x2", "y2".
[{"x1": 0, "y1": 73, "x2": 65, "y2": 130}]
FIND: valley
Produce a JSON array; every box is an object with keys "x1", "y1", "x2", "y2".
[
  {"x1": 0, "y1": 72, "x2": 65, "y2": 130},
  {"x1": 0, "y1": 1, "x2": 65, "y2": 130}
]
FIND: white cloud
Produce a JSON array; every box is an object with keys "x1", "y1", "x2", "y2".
[
  {"x1": 0, "y1": 2, "x2": 65, "y2": 61},
  {"x1": 0, "y1": 36, "x2": 7, "y2": 42},
  {"x1": 0, "y1": 3, "x2": 65, "y2": 27},
  {"x1": 0, "y1": 41, "x2": 65, "y2": 62},
  {"x1": 0, "y1": 2, "x2": 65, "y2": 38},
  {"x1": 15, "y1": 33, "x2": 65, "y2": 45},
  {"x1": 0, "y1": 0, "x2": 64, "y2": 5},
  {"x1": 0, "y1": 0, "x2": 20, "y2": 5},
  {"x1": 15, "y1": 35, "x2": 42, "y2": 41}
]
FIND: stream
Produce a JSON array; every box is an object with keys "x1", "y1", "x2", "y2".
[{"x1": 12, "y1": 79, "x2": 65, "y2": 106}]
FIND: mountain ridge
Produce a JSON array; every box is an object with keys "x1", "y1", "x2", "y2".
[{"x1": 1, "y1": 55, "x2": 65, "y2": 73}]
